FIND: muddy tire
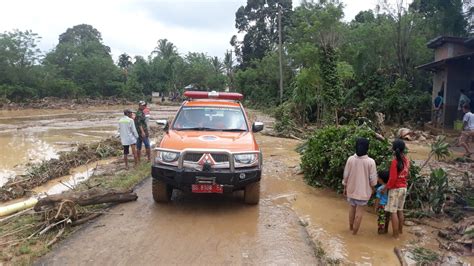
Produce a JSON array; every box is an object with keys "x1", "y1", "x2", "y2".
[
  {"x1": 152, "y1": 179, "x2": 172, "y2": 203},
  {"x1": 244, "y1": 181, "x2": 260, "y2": 204}
]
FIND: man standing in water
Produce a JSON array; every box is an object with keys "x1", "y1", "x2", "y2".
[
  {"x1": 135, "y1": 101, "x2": 151, "y2": 162},
  {"x1": 119, "y1": 109, "x2": 139, "y2": 169}
]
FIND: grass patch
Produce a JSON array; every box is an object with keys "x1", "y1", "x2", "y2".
[
  {"x1": 409, "y1": 247, "x2": 440, "y2": 264},
  {"x1": 0, "y1": 161, "x2": 150, "y2": 264}
]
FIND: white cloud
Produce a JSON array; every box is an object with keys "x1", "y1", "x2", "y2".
[{"x1": 0, "y1": 0, "x2": 402, "y2": 61}]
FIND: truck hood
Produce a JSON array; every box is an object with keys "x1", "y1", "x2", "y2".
[{"x1": 159, "y1": 130, "x2": 258, "y2": 152}]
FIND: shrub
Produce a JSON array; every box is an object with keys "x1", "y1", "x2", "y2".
[
  {"x1": 273, "y1": 102, "x2": 298, "y2": 135},
  {"x1": 301, "y1": 125, "x2": 392, "y2": 192}
]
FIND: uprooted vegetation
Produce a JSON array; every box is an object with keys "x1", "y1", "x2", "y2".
[
  {"x1": 0, "y1": 162, "x2": 150, "y2": 264},
  {"x1": 0, "y1": 137, "x2": 122, "y2": 201},
  {"x1": 299, "y1": 125, "x2": 473, "y2": 217}
]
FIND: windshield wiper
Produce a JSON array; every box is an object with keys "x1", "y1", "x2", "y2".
[
  {"x1": 221, "y1": 128, "x2": 247, "y2": 132},
  {"x1": 177, "y1": 127, "x2": 219, "y2": 131}
]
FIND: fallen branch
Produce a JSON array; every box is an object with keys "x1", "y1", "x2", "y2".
[
  {"x1": 71, "y1": 213, "x2": 102, "y2": 226},
  {"x1": 46, "y1": 227, "x2": 65, "y2": 247},
  {"x1": 34, "y1": 188, "x2": 138, "y2": 212},
  {"x1": 39, "y1": 218, "x2": 70, "y2": 236}
]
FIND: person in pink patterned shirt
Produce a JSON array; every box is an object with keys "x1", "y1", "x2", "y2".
[{"x1": 343, "y1": 138, "x2": 377, "y2": 235}]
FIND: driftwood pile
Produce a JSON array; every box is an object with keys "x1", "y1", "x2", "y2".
[{"x1": 0, "y1": 188, "x2": 137, "y2": 249}]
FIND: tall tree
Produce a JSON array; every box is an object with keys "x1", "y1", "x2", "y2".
[
  {"x1": 410, "y1": 0, "x2": 468, "y2": 36},
  {"x1": 44, "y1": 24, "x2": 120, "y2": 96},
  {"x1": 231, "y1": 0, "x2": 293, "y2": 67}
]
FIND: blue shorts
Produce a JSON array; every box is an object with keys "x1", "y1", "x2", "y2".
[
  {"x1": 347, "y1": 198, "x2": 368, "y2": 206},
  {"x1": 136, "y1": 137, "x2": 150, "y2": 150}
]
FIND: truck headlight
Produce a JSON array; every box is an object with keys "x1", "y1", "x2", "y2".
[
  {"x1": 160, "y1": 151, "x2": 180, "y2": 162},
  {"x1": 234, "y1": 153, "x2": 257, "y2": 164}
]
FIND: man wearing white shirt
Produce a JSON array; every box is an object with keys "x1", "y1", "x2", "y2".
[
  {"x1": 459, "y1": 104, "x2": 474, "y2": 157},
  {"x1": 119, "y1": 109, "x2": 139, "y2": 169}
]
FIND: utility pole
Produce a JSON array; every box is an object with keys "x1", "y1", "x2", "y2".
[{"x1": 278, "y1": 5, "x2": 283, "y2": 104}]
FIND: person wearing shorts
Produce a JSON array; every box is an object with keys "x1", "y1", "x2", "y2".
[
  {"x1": 384, "y1": 139, "x2": 410, "y2": 238},
  {"x1": 119, "y1": 109, "x2": 139, "y2": 169},
  {"x1": 342, "y1": 138, "x2": 377, "y2": 235},
  {"x1": 459, "y1": 104, "x2": 474, "y2": 157}
]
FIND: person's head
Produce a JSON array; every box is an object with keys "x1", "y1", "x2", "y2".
[
  {"x1": 378, "y1": 170, "x2": 389, "y2": 185},
  {"x1": 138, "y1": 100, "x2": 146, "y2": 110},
  {"x1": 463, "y1": 104, "x2": 471, "y2": 113},
  {"x1": 123, "y1": 109, "x2": 132, "y2": 117},
  {"x1": 461, "y1": 89, "x2": 466, "y2": 94},
  {"x1": 392, "y1": 139, "x2": 406, "y2": 172},
  {"x1": 438, "y1": 91, "x2": 443, "y2": 97},
  {"x1": 355, "y1": 138, "x2": 369, "y2": 157}
]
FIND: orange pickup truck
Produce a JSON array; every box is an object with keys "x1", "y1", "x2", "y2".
[{"x1": 152, "y1": 91, "x2": 264, "y2": 204}]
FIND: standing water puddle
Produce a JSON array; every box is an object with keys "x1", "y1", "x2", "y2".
[{"x1": 258, "y1": 135, "x2": 414, "y2": 264}]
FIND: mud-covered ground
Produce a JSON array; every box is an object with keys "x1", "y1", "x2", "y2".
[
  {"x1": 36, "y1": 135, "x2": 415, "y2": 265},
  {"x1": 1, "y1": 105, "x2": 471, "y2": 264}
]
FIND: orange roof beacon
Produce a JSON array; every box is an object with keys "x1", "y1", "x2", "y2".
[{"x1": 152, "y1": 91, "x2": 264, "y2": 204}]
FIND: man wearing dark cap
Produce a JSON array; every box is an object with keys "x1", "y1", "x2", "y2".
[
  {"x1": 135, "y1": 101, "x2": 151, "y2": 162},
  {"x1": 119, "y1": 109, "x2": 139, "y2": 169}
]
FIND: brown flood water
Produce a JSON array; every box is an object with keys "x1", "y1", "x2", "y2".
[
  {"x1": 39, "y1": 133, "x2": 422, "y2": 265},
  {"x1": 0, "y1": 106, "x2": 455, "y2": 264},
  {"x1": 0, "y1": 105, "x2": 177, "y2": 185}
]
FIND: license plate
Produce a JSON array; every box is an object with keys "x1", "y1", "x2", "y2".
[{"x1": 192, "y1": 184, "x2": 223, "y2": 194}]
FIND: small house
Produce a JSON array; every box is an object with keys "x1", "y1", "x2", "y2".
[{"x1": 417, "y1": 36, "x2": 474, "y2": 128}]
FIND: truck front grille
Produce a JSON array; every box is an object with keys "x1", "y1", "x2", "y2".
[{"x1": 183, "y1": 153, "x2": 229, "y2": 163}]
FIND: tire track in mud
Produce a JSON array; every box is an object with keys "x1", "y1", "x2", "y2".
[{"x1": 36, "y1": 136, "x2": 320, "y2": 265}]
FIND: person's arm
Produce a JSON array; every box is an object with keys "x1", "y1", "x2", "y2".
[
  {"x1": 342, "y1": 157, "x2": 351, "y2": 195},
  {"x1": 463, "y1": 113, "x2": 469, "y2": 130},
  {"x1": 385, "y1": 159, "x2": 398, "y2": 190},
  {"x1": 131, "y1": 120, "x2": 139, "y2": 139}
]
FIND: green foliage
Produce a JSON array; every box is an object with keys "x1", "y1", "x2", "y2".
[
  {"x1": 273, "y1": 101, "x2": 298, "y2": 135},
  {"x1": 409, "y1": 247, "x2": 440, "y2": 264},
  {"x1": 421, "y1": 135, "x2": 451, "y2": 170},
  {"x1": 235, "y1": 52, "x2": 292, "y2": 106},
  {"x1": 301, "y1": 125, "x2": 392, "y2": 192},
  {"x1": 232, "y1": 0, "x2": 292, "y2": 67},
  {"x1": 406, "y1": 166, "x2": 450, "y2": 214}
]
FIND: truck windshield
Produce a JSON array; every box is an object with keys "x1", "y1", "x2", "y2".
[{"x1": 173, "y1": 106, "x2": 248, "y2": 131}]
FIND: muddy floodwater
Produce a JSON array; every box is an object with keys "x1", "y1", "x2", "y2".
[
  {"x1": 1, "y1": 106, "x2": 457, "y2": 264},
  {"x1": 0, "y1": 105, "x2": 177, "y2": 185},
  {"x1": 31, "y1": 106, "x2": 422, "y2": 265}
]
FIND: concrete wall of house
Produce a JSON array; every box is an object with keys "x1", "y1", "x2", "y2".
[
  {"x1": 434, "y1": 43, "x2": 474, "y2": 61},
  {"x1": 445, "y1": 62, "x2": 474, "y2": 127}
]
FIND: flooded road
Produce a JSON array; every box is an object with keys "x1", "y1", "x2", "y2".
[
  {"x1": 0, "y1": 105, "x2": 177, "y2": 184},
  {"x1": 37, "y1": 133, "x2": 415, "y2": 265}
]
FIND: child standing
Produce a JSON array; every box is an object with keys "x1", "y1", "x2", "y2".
[
  {"x1": 384, "y1": 139, "x2": 410, "y2": 238},
  {"x1": 375, "y1": 171, "x2": 390, "y2": 234},
  {"x1": 343, "y1": 138, "x2": 378, "y2": 235}
]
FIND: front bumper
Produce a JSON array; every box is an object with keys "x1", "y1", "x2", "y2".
[{"x1": 151, "y1": 164, "x2": 261, "y2": 193}]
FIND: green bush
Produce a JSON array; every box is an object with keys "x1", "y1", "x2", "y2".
[{"x1": 300, "y1": 125, "x2": 392, "y2": 192}]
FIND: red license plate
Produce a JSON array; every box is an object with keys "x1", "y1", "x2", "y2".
[{"x1": 191, "y1": 184, "x2": 223, "y2": 194}]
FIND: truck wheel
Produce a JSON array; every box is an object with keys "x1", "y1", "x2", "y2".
[
  {"x1": 244, "y1": 181, "x2": 260, "y2": 204},
  {"x1": 152, "y1": 179, "x2": 172, "y2": 203}
]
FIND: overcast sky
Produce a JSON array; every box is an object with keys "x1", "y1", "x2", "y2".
[{"x1": 0, "y1": 0, "x2": 382, "y2": 61}]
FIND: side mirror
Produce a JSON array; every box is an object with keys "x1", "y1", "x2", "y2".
[
  {"x1": 252, "y1": 122, "x2": 264, "y2": 133},
  {"x1": 156, "y1": 120, "x2": 169, "y2": 131}
]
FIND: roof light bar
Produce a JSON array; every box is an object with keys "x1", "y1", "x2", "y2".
[{"x1": 184, "y1": 91, "x2": 243, "y2": 101}]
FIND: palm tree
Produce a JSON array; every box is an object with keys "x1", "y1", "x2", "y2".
[{"x1": 153, "y1": 39, "x2": 178, "y2": 60}]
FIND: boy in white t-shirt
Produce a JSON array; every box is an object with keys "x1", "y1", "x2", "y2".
[{"x1": 459, "y1": 104, "x2": 474, "y2": 157}]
